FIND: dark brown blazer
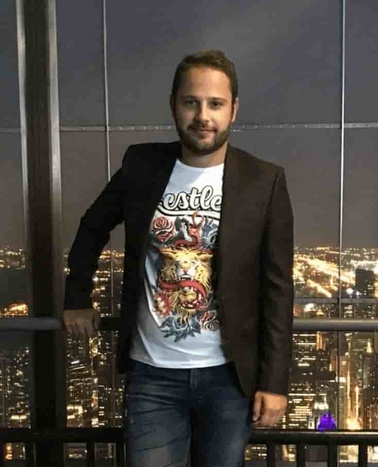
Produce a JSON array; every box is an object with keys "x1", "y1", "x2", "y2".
[{"x1": 64, "y1": 141, "x2": 294, "y2": 398}]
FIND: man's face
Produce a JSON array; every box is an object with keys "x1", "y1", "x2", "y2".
[{"x1": 171, "y1": 67, "x2": 239, "y2": 156}]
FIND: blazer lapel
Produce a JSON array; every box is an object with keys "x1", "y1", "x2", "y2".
[
  {"x1": 138, "y1": 142, "x2": 179, "y2": 239},
  {"x1": 217, "y1": 145, "x2": 265, "y2": 296},
  {"x1": 218, "y1": 145, "x2": 240, "y2": 259}
]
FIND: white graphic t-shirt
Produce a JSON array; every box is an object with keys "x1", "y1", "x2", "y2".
[{"x1": 130, "y1": 158, "x2": 231, "y2": 368}]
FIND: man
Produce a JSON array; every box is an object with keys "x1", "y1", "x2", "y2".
[{"x1": 64, "y1": 50, "x2": 294, "y2": 467}]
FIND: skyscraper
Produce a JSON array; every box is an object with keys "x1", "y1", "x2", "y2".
[{"x1": 355, "y1": 269, "x2": 375, "y2": 298}]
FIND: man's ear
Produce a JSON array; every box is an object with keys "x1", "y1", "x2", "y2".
[{"x1": 231, "y1": 97, "x2": 239, "y2": 123}]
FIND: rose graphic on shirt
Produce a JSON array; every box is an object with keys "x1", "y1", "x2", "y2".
[{"x1": 151, "y1": 216, "x2": 174, "y2": 244}]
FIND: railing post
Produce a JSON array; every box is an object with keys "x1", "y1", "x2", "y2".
[
  {"x1": 0, "y1": 442, "x2": 4, "y2": 467},
  {"x1": 296, "y1": 443, "x2": 306, "y2": 467},
  {"x1": 327, "y1": 443, "x2": 338, "y2": 467},
  {"x1": 115, "y1": 441, "x2": 126, "y2": 467},
  {"x1": 266, "y1": 442, "x2": 275, "y2": 467},
  {"x1": 25, "y1": 442, "x2": 36, "y2": 467},
  {"x1": 358, "y1": 443, "x2": 368, "y2": 467},
  {"x1": 87, "y1": 441, "x2": 95, "y2": 467}
]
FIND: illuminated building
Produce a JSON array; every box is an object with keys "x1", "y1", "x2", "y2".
[{"x1": 355, "y1": 268, "x2": 375, "y2": 298}]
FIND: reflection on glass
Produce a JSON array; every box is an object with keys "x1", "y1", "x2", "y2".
[
  {"x1": 342, "y1": 248, "x2": 378, "y2": 299},
  {"x1": 294, "y1": 246, "x2": 339, "y2": 298}
]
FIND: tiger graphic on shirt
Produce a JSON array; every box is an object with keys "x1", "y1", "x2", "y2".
[{"x1": 149, "y1": 208, "x2": 220, "y2": 342}]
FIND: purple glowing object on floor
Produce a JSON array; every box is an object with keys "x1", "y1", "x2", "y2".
[{"x1": 317, "y1": 412, "x2": 337, "y2": 431}]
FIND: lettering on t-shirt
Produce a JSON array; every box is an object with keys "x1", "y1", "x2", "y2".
[{"x1": 158, "y1": 186, "x2": 222, "y2": 219}]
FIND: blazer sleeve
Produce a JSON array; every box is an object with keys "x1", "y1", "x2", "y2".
[
  {"x1": 257, "y1": 167, "x2": 294, "y2": 396},
  {"x1": 64, "y1": 167, "x2": 125, "y2": 310}
]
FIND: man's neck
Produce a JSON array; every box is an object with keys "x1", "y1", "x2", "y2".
[{"x1": 179, "y1": 142, "x2": 228, "y2": 168}]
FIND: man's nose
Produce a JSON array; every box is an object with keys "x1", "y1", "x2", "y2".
[{"x1": 196, "y1": 103, "x2": 210, "y2": 122}]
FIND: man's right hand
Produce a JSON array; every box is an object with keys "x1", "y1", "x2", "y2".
[{"x1": 62, "y1": 309, "x2": 100, "y2": 338}]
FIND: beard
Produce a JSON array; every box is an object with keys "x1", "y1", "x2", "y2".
[{"x1": 175, "y1": 122, "x2": 231, "y2": 156}]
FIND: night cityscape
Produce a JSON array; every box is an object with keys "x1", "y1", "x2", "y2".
[
  {"x1": 1, "y1": 0, "x2": 378, "y2": 464},
  {"x1": 1, "y1": 245, "x2": 378, "y2": 463}
]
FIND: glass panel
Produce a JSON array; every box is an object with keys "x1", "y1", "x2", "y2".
[
  {"x1": 337, "y1": 328, "x2": 378, "y2": 431},
  {"x1": 345, "y1": 2, "x2": 378, "y2": 122},
  {"x1": 0, "y1": 0, "x2": 20, "y2": 128},
  {"x1": 0, "y1": 337, "x2": 32, "y2": 461},
  {"x1": 61, "y1": 131, "x2": 119, "y2": 314},
  {"x1": 342, "y1": 120, "x2": 377, "y2": 465},
  {"x1": 244, "y1": 444, "x2": 267, "y2": 464},
  {"x1": 294, "y1": 303, "x2": 338, "y2": 319},
  {"x1": 0, "y1": 134, "x2": 28, "y2": 315},
  {"x1": 66, "y1": 331, "x2": 124, "y2": 429},
  {"x1": 343, "y1": 129, "x2": 378, "y2": 298},
  {"x1": 230, "y1": 129, "x2": 340, "y2": 298},
  {"x1": 107, "y1": 0, "x2": 341, "y2": 126},
  {"x1": 288, "y1": 332, "x2": 338, "y2": 429},
  {"x1": 62, "y1": 133, "x2": 124, "y2": 427},
  {"x1": 61, "y1": 131, "x2": 108, "y2": 249},
  {"x1": 0, "y1": 1, "x2": 30, "y2": 435},
  {"x1": 56, "y1": 1, "x2": 105, "y2": 126},
  {"x1": 66, "y1": 443, "x2": 118, "y2": 464}
]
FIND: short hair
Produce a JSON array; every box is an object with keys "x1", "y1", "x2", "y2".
[{"x1": 170, "y1": 50, "x2": 238, "y2": 104}]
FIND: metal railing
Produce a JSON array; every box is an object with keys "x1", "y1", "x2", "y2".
[
  {"x1": 250, "y1": 430, "x2": 378, "y2": 467},
  {"x1": 1, "y1": 318, "x2": 378, "y2": 466},
  {"x1": 1, "y1": 317, "x2": 378, "y2": 332},
  {"x1": 0, "y1": 428, "x2": 125, "y2": 467},
  {"x1": 1, "y1": 428, "x2": 378, "y2": 466}
]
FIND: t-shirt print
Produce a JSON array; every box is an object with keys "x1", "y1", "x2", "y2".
[{"x1": 147, "y1": 186, "x2": 221, "y2": 342}]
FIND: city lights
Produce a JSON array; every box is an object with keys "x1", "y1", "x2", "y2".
[{"x1": 1, "y1": 246, "x2": 378, "y2": 461}]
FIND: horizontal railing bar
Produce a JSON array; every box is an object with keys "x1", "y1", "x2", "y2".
[
  {"x1": 1, "y1": 428, "x2": 378, "y2": 444},
  {"x1": 295, "y1": 297, "x2": 378, "y2": 304},
  {"x1": 0, "y1": 428, "x2": 124, "y2": 442},
  {"x1": 0, "y1": 317, "x2": 119, "y2": 331},
  {"x1": 0, "y1": 317, "x2": 61, "y2": 330},
  {"x1": 293, "y1": 319, "x2": 378, "y2": 331},
  {"x1": 1, "y1": 317, "x2": 378, "y2": 332},
  {"x1": 249, "y1": 430, "x2": 378, "y2": 444}
]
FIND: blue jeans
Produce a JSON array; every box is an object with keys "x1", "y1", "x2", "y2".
[{"x1": 123, "y1": 359, "x2": 252, "y2": 467}]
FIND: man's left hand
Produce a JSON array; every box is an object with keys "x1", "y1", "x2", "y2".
[{"x1": 252, "y1": 391, "x2": 287, "y2": 428}]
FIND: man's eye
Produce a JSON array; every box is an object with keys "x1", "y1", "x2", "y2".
[
  {"x1": 210, "y1": 101, "x2": 222, "y2": 108},
  {"x1": 184, "y1": 100, "x2": 197, "y2": 106}
]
